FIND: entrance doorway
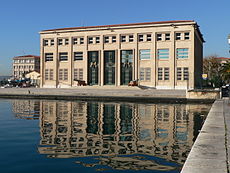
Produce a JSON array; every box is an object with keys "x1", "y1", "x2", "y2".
[
  {"x1": 104, "y1": 51, "x2": 115, "y2": 85},
  {"x1": 88, "y1": 51, "x2": 99, "y2": 85}
]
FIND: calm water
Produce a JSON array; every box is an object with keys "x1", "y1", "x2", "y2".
[{"x1": 0, "y1": 99, "x2": 212, "y2": 173}]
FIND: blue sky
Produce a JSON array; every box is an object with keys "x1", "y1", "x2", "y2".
[{"x1": 0, "y1": 0, "x2": 229, "y2": 75}]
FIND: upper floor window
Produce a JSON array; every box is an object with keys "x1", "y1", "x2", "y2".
[
  {"x1": 112, "y1": 36, "x2": 116, "y2": 43},
  {"x1": 73, "y1": 38, "x2": 78, "y2": 44},
  {"x1": 104, "y1": 36, "x2": 109, "y2": 43},
  {"x1": 157, "y1": 34, "x2": 162, "y2": 41},
  {"x1": 138, "y1": 34, "x2": 144, "y2": 42},
  {"x1": 184, "y1": 32, "x2": 190, "y2": 40},
  {"x1": 175, "y1": 33, "x2": 181, "y2": 40},
  {"x1": 45, "y1": 53, "x2": 53, "y2": 62},
  {"x1": 50, "y1": 39, "x2": 54, "y2": 45},
  {"x1": 80, "y1": 37, "x2": 84, "y2": 44},
  {"x1": 74, "y1": 52, "x2": 83, "y2": 61},
  {"x1": 64, "y1": 39, "x2": 69, "y2": 45},
  {"x1": 43, "y1": 40, "x2": 49, "y2": 46},
  {"x1": 139, "y1": 49, "x2": 151, "y2": 60},
  {"x1": 165, "y1": 33, "x2": 170, "y2": 41},
  {"x1": 157, "y1": 49, "x2": 169, "y2": 59},
  {"x1": 147, "y1": 34, "x2": 152, "y2": 41},
  {"x1": 121, "y1": 35, "x2": 126, "y2": 42},
  {"x1": 88, "y1": 37, "x2": 93, "y2": 44},
  {"x1": 59, "y1": 52, "x2": 68, "y2": 61},
  {"x1": 129, "y1": 35, "x2": 134, "y2": 42},
  {"x1": 58, "y1": 39, "x2": 63, "y2": 45},
  {"x1": 176, "y1": 48, "x2": 188, "y2": 59},
  {"x1": 95, "y1": 37, "x2": 100, "y2": 44}
]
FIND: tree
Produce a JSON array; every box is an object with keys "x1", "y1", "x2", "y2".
[
  {"x1": 203, "y1": 55, "x2": 222, "y2": 87},
  {"x1": 221, "y1": 62, "x2": 230, "y2": 84}
]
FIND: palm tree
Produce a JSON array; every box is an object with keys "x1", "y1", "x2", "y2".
[{"x1": 221, "y1": 62, "x2": 230, "y2": 84}]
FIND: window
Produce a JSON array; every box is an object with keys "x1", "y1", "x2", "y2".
[
  {"x1": 158, "y1": 68, "x2": 163, "y2": 80},
  {"x1": 165, "y1": 33, "x2": 170, "y2": 41},
  {"x1": 59, "y1": 52, "x2": 68, "y2": 61},
  {"x1": 177, "y1": 67, "x2": 182, "y2": 80},
  {"x1": 140, "y1": 68, "x2": 145, "y2": 81},
  {"x1": 64, "y1": 69, "x2": 68, "y2": 80},
  {"x1": 65, "y1": 39, "x2": 69, "y2": 45},
  {"x1": 59, "y1": 69, "x2": 68, "y2": 81},
  {"x1": 74, "y1": 52, "x2": 83, "y2": 60},
  {"x1": 183, "y1": 67, "x2": 189, "y2": 80},
  {"x1": 74, "y1": 68, "x2": 83, "y2": 80},
  {"x1": 138, "y1": 35, "x2": 144, "y2": 42},
  {"x1": 59, "y1": 69, "x2": 63, "y2": 80},
  {"x1": 80, "y1": 37, "x2": 84, "y2": 44},
  {"x1": 157, "y1": 49, "x2": 169, "y2": 59},
  {"x1": 50, "y1": 39, "x2": 54, "y2": 46},
  {"x1": 164, "y1": 68, "x2": 169, "y2": 80},
  {"x1": 147, "y1": 34, "x2": 152, "y2": 41},
  {"x1": 58, "y1": 39, "x2": 63, "y2": 45},
  {"x1": 45, "y1": 53, "x2": 53, "y2": 62},
  {"x1": 45, "y1": 69, "x2": 49, "y2": 80},
  {"x1": 88, "y1": 37, "x2": 93, "y2": 44},
  {"x1": 96, "y1": 37, "x2": 100, "y2": 43},
  {"x1": 129, "y1": 35, "x2": 134, "y2": 42},
  {"x1": 146, "y1": 68, "x2": 151, "y2": 81},
  {"x1": 50, "y1": 69, "x2": 53, "y2": 80},
  {"x1": 184, "y1": 32, "x2": 190, "y2": 40},
  {"x1": 140, "y1": 49, "x2": 151, "y2": 60},
  {"x1": 121, "y1": 35, "x2": 126, "y2": 42},
  {"x1": 73, "y1": 38, "x2": 78, "y2": 44},
  {"x1": 157, "y1": 34, "x2": 162, "y2": 41},
  {"x1": 112, "y1": 36, "x2": 116, "y2": 43},
  {"x1": 177, "y1": 48, "x2": 188, "y2": 59},
  {"x1": 104, "y1": 36, "x2": 109, "y2": 43},
  {"x1": 176, "y1": 33, "x2": 181, "y2": 40},
  {"x1": 44, "y1": 40, "x2": 49, "y2": 46}
]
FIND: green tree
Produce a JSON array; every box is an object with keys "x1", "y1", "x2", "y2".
[
  {"x1": 203, "y1": 55, "x2": 222, "y2": 87},
  {"x1": 221, "y1": 62, "x2": 230, "y2": 84}
]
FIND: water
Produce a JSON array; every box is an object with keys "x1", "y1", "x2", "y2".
[{"x1": 0, "y1": 99, "x2": 212, "y2": 173}]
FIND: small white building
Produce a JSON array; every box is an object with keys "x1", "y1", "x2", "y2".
[{"x1": 25, "y1": 71, "x2": 40, "y2": 86}]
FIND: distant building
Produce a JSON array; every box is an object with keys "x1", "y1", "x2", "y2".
[
  {"x1": 214, "y1": 57, "x2": 230, "y2": 65},
  {"x1": 25, "y1": 71, "x2": 41, "y2": 86},
  {"x1": 13, "y1": 55, "x2": 40, "y2": 79},
  {"x1": 40, "y1": 20, "x2": 204, "y2": 89}
]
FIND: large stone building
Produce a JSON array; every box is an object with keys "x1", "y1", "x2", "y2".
[
  {"x1": 40, "y1": 20, "x2": 204, "y2": 89},
  {"x1": 13, "y1": 55, "x2": 40, "y2": 79}
]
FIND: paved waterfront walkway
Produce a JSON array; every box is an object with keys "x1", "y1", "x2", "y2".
[
  {"x1": 181, "y1": 99, "x2": 230, "y2": 173},
  {"x1": 0, "y1": 87, "x2": 188, "y2": 103}
]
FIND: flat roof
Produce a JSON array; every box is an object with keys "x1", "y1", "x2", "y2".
[
  {"x1": 42, "y1": 20, "x2": 195, "y2": 32},
  {"x1": 13, "y1": 55, "x2": 40, "y2": 59}
]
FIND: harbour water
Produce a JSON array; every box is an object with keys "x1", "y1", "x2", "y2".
[{"x1": 0, "y1": 99, "x2": 212, "y2": 173}]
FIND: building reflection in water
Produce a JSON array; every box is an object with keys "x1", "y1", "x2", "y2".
[
  {"x1": 11, "y1": 100, "x2": 211, "y2": 171},
  {"x1": 12, "y1": 100, "x2": 40, "y2": 120}
]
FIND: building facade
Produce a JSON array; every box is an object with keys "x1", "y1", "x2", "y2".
[
  {"x1": 13, "y1": 55, "x2": 40, "y2": 79},
  {"x1": 40, "y1": 20, "x2": 204, "y2": 89}
]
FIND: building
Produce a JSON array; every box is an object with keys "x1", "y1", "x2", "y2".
[
  {"x1": 40, "y1": 20, "x2": 204, "y2": 89},
  {"x1": 13, "y1": 55, "x2": 40, "y2": 79},
  {"x1": 214, "y1": 57, "x2": 230, "y2": 65},
  {"x1": 25, "y1": 71, "x2": 41, "y2": 86}
]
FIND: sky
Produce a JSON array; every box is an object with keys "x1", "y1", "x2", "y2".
[{"x1": 0, "y1": 0, "x2": 229, "y2": 75}]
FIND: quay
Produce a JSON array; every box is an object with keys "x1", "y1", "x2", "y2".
[
  {"x1": 0, "y1": 87, "x2": 217, "y2": 103},
  {"x1": 181, "y1": 99, "x2": 230, "y2": 173}
]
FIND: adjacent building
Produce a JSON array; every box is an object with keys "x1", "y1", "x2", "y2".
[
  {"x1": 13, "y1": 55, "x2": 40, "y2": 79},
  {"x1": 40, "y1": 20, "x2": 204, "y2": 89}
]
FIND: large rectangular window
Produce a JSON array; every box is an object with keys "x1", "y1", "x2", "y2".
[
  {"x1": 50, "y1": 69, "x2": 53, "y2": 80},
  {"x1": 140, "y1": 49, "x2": 151, "y2": 60},
  {"x1": 74, "y1": 52, "x2": 83, "y2": 60},
  {"x1": 177, "y1": 48, "x2": 188, "y2": 59},
  {"x1": 157, "y1": 49, "x2": 169, "y2": 59},
  {"x1": 59, "y1": 52, "x2": 68, "y2": 61},
  {"x1": 45, "y1": 69, "x2": 49, "y2": 80},
  {"x1": 45, "y1": 53, "x2": 53, "y2": 61},
  {"x1": 59, "y1": 69, "x2": 68, "y2": 80}
]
